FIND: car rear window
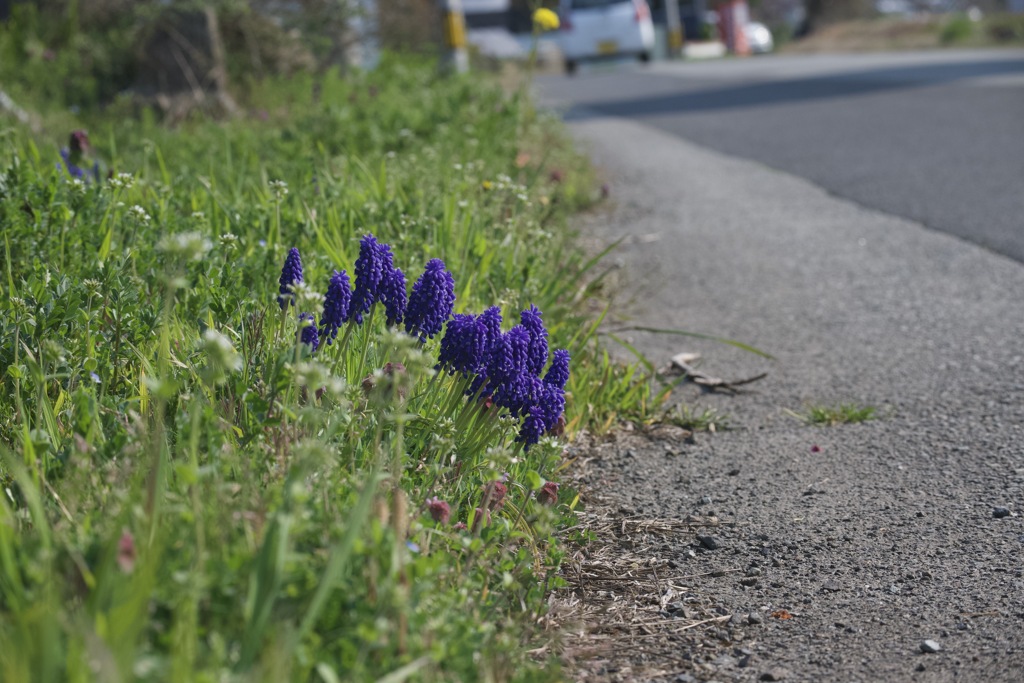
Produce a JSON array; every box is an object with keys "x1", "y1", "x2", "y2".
[{"x1": 570, "y1": 0, "x2": 632, "y2": 9}]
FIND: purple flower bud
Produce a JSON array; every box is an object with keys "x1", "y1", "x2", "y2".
[
  {"x1": 544, "y1": 349, "x2": 570, "y2": 390},
  {"x1": 484, "y1": 480, "x2": 507, "y2": 510},
  {"x1": 515, "y1": 382, "x2": 565, "y2": 450},
  {"x1": 478, "y1": 306, "x2": 503, "y2": 352},
  {"x1": 426, "y1": 497, "x2": 451, "y2": 524},
  {"x1": 405, "y1": 259, "x2": 456, "y2": 341},
  {"x1": 438, "y1": 313, "x2": 488, "y2": 377},
  {"x1": 381, "y1": 267, "x2": 407, "y2": 327},
  {"x1": 299, "y1": 312, "x2": 319, "y2": 352},
  {"x1": 520, "y1": 304, "x2": 548, "y2": 376},
  {"x1": 277, "y1": 247, "x2": 304, "y2": 310},
  {"x1": 319, "y1": 270, "x2": 351, "y2": 344},
  {"x1": 467, "y1": 306, "x2": 504, "y2": 395},
  {"x1": 486, "y1": 326, "x2": 532, "y2": 414},
  {"x1": 536, "y1": 481, "x2": 559, "y2": 506},
  {"x1": 351, "y1": 234, "x2": 394, "y2": 324}
]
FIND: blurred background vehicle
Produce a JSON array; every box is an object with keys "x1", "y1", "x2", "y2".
[
  {"x1": 557, "y1": 0, "x2": 656, "y2": 73},
  {"x1": 744, "y1": 20, "x2": 775, "y2": 52}
]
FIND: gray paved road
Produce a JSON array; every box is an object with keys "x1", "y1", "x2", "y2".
[
  {"x1": 538, "y1": 50, "x2": 1024, "y2": 262},
  {"x1": 557, "y1": 79, "x2": 1024, "y2": 683}
]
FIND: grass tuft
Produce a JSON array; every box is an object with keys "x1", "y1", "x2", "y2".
[{"x1": 791, "y1": 403, "x2": 878, "y2": 426}]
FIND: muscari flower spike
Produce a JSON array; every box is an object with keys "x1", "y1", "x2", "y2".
[
  {"x1": 520, "y1": 304, "x2": 549, "y2": 377},
  {"x1": 382, "y1": 267, "x2": 408, "y2": 327},
  {"x1": 488, "y1": 326, "x2": 533, "y2": 416},
  {"x1": 544, "y1": 349, "x2": 570, "y2": 390},
  {"x1": 516, "y1": 382, "x2": 566, "y2": 450},
  {"x1": 299, "y1": 313, "x2": 319, "y2": 352},
  {"x1": 438, "y1": 313, "x2": 486, "y2": 377},
  {"x1": 405, "y1": 258, "x2": 456, "y2": 341},
  {"x1": 278, "y1": 247, "x2": 304, "y2": 310},
  {"x1": 319, "y1": 270, "x2": 352, "y2": 344},
  {"x1": 465, "y1": 306, "x2": 505, "y2": 397},
  {"x1": 350, "y1": 234, "x2": 395, "y2": 324}
]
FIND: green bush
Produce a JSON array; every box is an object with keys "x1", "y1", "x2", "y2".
[{"x1": 940, "y1": 15, "x2": 975, "y2": 45}]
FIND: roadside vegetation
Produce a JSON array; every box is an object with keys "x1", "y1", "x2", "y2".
[
  {"x1": 779, "y1": 12, "x2": 1024, "y2": 53},
  {"x1": 0, "y1": 17, "x2": 674, "y2": 679},
  {"x1": 0, "y1": 2, "x2": 761, "y2": 679},
  {"x1": 789, "y1": 403, "x2": 878, "y2": 426}
]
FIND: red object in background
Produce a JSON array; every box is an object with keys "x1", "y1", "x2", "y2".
[{"x1": 716, "y1": 0, "x2": 751, "y2": 56}]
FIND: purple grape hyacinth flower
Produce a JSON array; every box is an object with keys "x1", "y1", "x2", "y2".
[
  {"x1": 438, "y1": 313, "x2": 486, "y2": 376},
  {"x1": 277, "y1": 247, "x2": 304, "y2": 310},
  {"x1": 515, "y1": 382, "x2": 565, "y2": 449},
  {"x1": 350, "y1": 234, "x2": 395, "y2": 324},
  {"x1": 544, "y1": 349, "x2": 570, "y2": 390},
  {"x1": 299, "y1": 313, "x2": 319, "y2": 352},
  {"x1": 466, "y1": 306, "x2": 503, "y2": 396},
  {"x1": 405, "y1": 259, "x2": 456, "y2": 341},
  {"x1": 319, "y1": 270, "x2": 351, "y2": 345},
  {"x1": 58, "y1": 130, "x2": 101, "y2": 183},
  {"x1": 381, "y1": 267, "x2": 408, "y2": 327},
  {"x1": 520, "y1": 304, "x2": 548, "y2": 377},
  {"x1": 488, "y1": 326, "x2": 532, "y2": 415}
]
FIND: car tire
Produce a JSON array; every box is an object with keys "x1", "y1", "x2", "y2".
[{"x1": 565, "y1": 59, "x2": 578, "y2": 76}]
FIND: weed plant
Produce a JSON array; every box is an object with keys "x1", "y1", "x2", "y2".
[
  {"x1": 792, "y1": 403, "x2": 878, "y2": 426},
  {"x1": 0, "y1": 58, "x2": 614, "y2": 681}
]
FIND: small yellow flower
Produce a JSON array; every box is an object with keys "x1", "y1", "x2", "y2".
[
  {"x1": 533, "y1": 7, "x2": 560, "y2": 32},
  {"x1": 482, "y1": 180, "x2": 494, "y2": 191}
]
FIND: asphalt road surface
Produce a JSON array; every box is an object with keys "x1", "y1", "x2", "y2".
[
  {"x1": 537, "y1": 50, "x2": 1024, "y2": 262},
  {"x1": 547, "y1": 53, "x2": 1024, "y2": 682}
]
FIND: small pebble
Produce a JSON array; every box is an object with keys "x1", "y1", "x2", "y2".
[
  {"x1": 993, "y1": 507, "x2": 1011, "y2": 519},
  {"x1": 740, "y1": 577, "x2": 759, "y2": 587},
  {"x1": 760, "y1": 668, "x2": 789, "y2": 681},
  {"x1": 699, "y1": 535, "x2": 722, "y2": 551},
  {"x1": 728, "y1": 467, "x2": 741, "y2": 476},
  {"x1": 748, "y1": 612, "x2": 764, "y2": 625},
  {"x1": 920, "y1": 639, "x2": 942, "y2": 653},
  {"x1": 700, "y1": 496, "x2": 713, "y2": 505},
  {"x1": 714, "y1": 654, "x2": 738, "y2": 668}
]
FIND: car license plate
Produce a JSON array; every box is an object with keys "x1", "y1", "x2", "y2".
[{"x1": 597, "y1": 40, "x2": 618, "y2": 55}]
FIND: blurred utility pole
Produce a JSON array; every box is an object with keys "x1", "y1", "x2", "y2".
[
  {"x1": 665, "y1": 0, "x2": 683, "y2": 57},
  {"x1": 439, "y1": 0, "x2": 469, "y2": 73}
]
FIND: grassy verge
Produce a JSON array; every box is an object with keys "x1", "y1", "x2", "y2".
[
  {"x1": 780, "y1": 13, "x2": 1024, "y2": 53},
  {"x1": 0, "y1": 56, "x2": 641, "y2": 681}
]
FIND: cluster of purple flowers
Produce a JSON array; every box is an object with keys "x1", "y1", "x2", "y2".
[
  {"x1": 276, "y1": 236, "x2": 570, "y2": 447},
  {"x1": 275, "y1": 234, "x2": 457, "y2": 352},
  {"x1": 57, "y1": 130, "x2": 101, "y2": 183},
  {"x1": 437, "y1": 305, "x2": 570, "y2": 449}
]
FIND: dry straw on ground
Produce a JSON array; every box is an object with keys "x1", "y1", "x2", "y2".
[{"x1": 551, "y1": 432, "x2": 738, "y2": 681}]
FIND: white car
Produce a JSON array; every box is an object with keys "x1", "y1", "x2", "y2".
[
  {"x1": 744, "y1": 21, "x2": 774, "y2": 54},
  {"x1": 557, "y1": 0, "x2": 655, "y2": 74}
]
